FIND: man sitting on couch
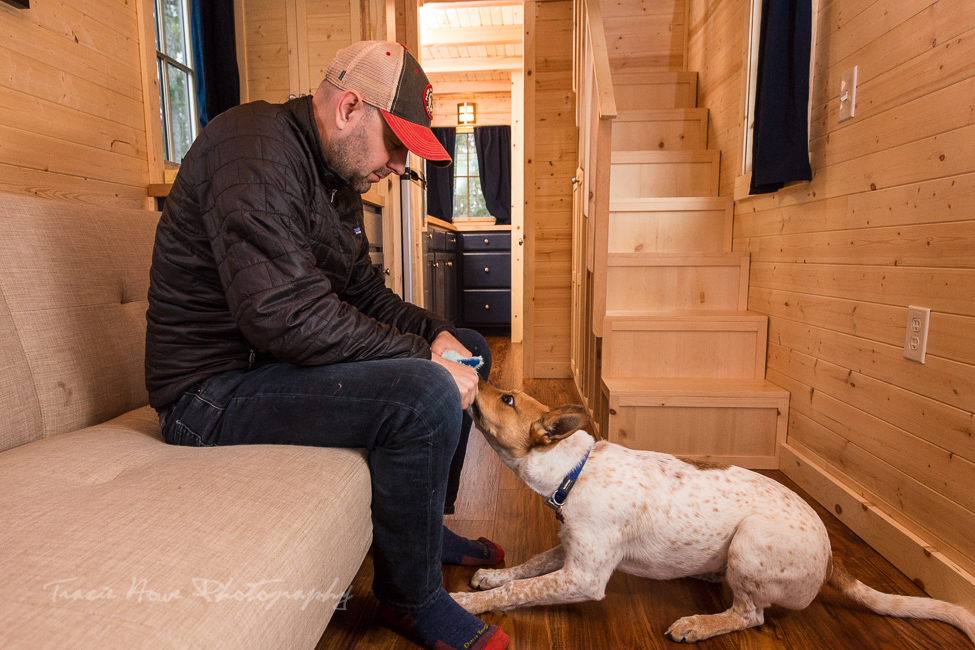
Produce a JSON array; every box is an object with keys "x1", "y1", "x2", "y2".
[{"x1": 145, "y1": 41, "x2": 509, "y2": 650}]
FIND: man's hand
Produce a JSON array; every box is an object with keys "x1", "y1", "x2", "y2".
[
  {"x1": 431, "y1": 331, "x2": 472, "y2": 359},
  {"x1": 430, "y1": 353, "x2": 479, "y2": 409}
]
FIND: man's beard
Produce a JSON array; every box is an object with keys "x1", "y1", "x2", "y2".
[{"x1": 326, "y1": 112, "x2": 393, "y2": 193}]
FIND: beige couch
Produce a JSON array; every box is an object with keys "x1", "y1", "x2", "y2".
[{"x1": 0, "y1": 194, "x2": 372, "y2": 649}]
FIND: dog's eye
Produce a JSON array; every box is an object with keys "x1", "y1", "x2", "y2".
[{"x1": 501, "y1": 394, "x2": 515, "y2": 407}]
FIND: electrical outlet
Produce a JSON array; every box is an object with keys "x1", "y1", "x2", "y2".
[
  {"x1": 903, "y1": 306, "x2": 930, "y2": 364},
  {"x1": 838, "y1": 66, "x2": 857, "y2": 123}
]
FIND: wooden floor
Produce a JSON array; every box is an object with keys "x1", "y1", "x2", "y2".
[{"x1": 317, "y1": 337, "x2": 972, "y2": 649}]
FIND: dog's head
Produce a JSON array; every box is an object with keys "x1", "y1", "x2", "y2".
[{"x1": 469, "y1": 379, "x2": 589, "y2": 459}]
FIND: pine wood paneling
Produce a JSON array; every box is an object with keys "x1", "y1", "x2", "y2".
[
  {"x1": 0, "y1": 0, "x2": 151, "y2": 208},
  {"x1": 686, "y1": 0, "x2": 975, "y2": 608},
  {"x1": 524, "y1": 0, "x2": 576, "y2": 379}
]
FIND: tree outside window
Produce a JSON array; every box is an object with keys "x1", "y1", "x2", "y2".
[
  {"x1": 154, "y1": 0, "x2": 199, "y2": 163},
  {"x1": 453, "y1": 133, "x2": 491, "y2": 220}
]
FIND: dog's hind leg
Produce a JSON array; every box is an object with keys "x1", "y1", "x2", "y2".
[
  {"x1": 667, "y1": 513, "x2": 829, "y2": 643},
  {"x1": 470, "y1": 545, "x2": 565, "y2": 590},
  {"x1": 452, "y1": 541, "x2": 620, "y2": 614},
  {"x1": 665, "y1": 595, "x2": 765, "y2": 643}
]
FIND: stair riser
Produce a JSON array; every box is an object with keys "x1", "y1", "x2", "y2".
[
  {"x1": 600, "y1": 399, "x2": 785, "y2": 470},
  {"x1": 605, "y1": 265, "x2": 748, "y2": 311},
  {"x1": 603, "y1": 327, "x2": 767, "y2": 380},
  {"x1": 610, "y1": 159, "x2": 719, "y2": 198},
  {"x1": 614, "y1": 84, "x2": 697, "y2": 110},
  {"x1": 612, "y1": 117, "x2": 707, "y2": 151},
  {"x1": 609, "y1": 210, "x2": 730, "y2": 253}
]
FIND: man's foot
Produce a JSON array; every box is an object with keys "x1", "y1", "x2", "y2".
[
  {"x1": 380, "y1": 589, "x2": 509, "y2": 650},
  {"x1": 442, "y1": 526, "x2": 505, "y2": 566}
]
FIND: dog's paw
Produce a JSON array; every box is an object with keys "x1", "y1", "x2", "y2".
[
  {"x1": 449, "y1": 590, "x2": 488, "y2": 615},
  {"x1": 470, "y1": 568, "x2": 511, "y2": 590},
  {"x1": 665, "y1": 616, "x2": 705, "y2": 644}
]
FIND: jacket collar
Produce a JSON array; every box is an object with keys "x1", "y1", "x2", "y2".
[{"x1": 286, "y1": 95, "x2": 352, "y2": 192}]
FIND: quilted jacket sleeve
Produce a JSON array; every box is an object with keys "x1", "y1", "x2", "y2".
[
  {"x1": 200, "y1": 115, "x2": 432, "y2": 365},
  {"x1": 342, "y1": 240, "x2": 458, "y2": 344}
]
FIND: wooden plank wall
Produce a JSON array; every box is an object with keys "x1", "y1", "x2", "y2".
[
  {"x1": 524, "y1": 0, "x2": 577, "y2": 378},
  {"x1": 685, "y1": 0, "x2": 744, "y2": 198},
  {"x1": 240, "y1": 0, "x2": 292, "y2": 104},
  {"x1": 432, "y1": 93, "x2": 512, "y2": 127},
  {"x1": 0, "y1": 1, "x2": 151, "y2": 208},
  {"x1": 602, "y1": 0, "x2": 686, "y2": 72},
  {"x1": 688, "y1": 0, "x2": 975, "y2": 593}
]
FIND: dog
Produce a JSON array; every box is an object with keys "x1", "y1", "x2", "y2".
[{"x1": 451, "y1": 380, "x2": 975, "y2": 644}]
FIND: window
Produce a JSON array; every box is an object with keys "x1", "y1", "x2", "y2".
[
  {"x1": 453, "y1": 132, "x2": 490, "y2": 220},
  {"x1": 153, "y1": 0, "x2": 199, "y2": 163}
]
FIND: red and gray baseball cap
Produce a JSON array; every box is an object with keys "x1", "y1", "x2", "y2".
[{"x1": 325, "y1": 40, "x2": 451, "y2": 167}]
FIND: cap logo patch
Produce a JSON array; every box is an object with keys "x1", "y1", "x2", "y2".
[
  {"x1": 339, "y1": 70, "x2": 346, "y2": 80},
  {"x1": 423, "y1": 84, "x2": 434, "y2": 120}
]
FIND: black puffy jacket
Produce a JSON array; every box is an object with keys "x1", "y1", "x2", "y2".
[{"x1": 145, "y1": 96, "x2": 456, "y2": 410}]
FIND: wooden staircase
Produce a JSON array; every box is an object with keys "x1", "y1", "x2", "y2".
[{"x1": 571, "y1": 0, "x2": 789, "y2": 469}]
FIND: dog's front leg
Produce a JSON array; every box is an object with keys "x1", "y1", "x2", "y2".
[
  {"x1": 452, "y1": 546, "x2": 619, "y2": 614},
  {"x1": 470, "y1": 545, "x2": 565, "y2": 590}
]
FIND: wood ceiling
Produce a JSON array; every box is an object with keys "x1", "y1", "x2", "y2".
[{"x1": 420, "y1": 0, "x2": 523, "y2": 92}]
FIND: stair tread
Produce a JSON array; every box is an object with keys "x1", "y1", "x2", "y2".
[
  {"x1": 602, "y1": 376, "x2": 789, "y2": 398},
  {"x1": 608, "y1": 251, "x2": 748, "y2": 264},
  {"x1": 614, "y1": 108, "x2": 708, "y2": 121},
  {"x1": 609, "y1": 197, "x2": 730, "y2": 211},
  {"x1": 612, "y1": 150, "x2": 719, "y2": 162},
  {"x1": 604, "y1": 309, "x2": 766, "y2": 321},
  {"x1": 612, "y1": 70, "x2": 698, "y2": 84}
]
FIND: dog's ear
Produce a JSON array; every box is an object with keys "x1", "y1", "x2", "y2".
[{"x1": 530, "y1": 404, "x2": 588, "y2": 446}]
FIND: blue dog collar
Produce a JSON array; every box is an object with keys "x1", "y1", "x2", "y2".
[{"x1": 544, "y1": 446, "x2": 591, "y2": 521}]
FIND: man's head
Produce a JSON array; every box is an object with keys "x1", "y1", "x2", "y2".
[{"x1": 312, "y1": 41, "x2": 451, "y2": 193}]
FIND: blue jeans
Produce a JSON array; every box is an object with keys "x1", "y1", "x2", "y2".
[{"x1": 158, "y1": 329, "x2": 492, "y2": 612}]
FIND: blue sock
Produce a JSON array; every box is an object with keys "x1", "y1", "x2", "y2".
[
  {"x1": 442, "y1": 526, "x2": 505, "y2": 566},
  {"x1": 380, "y1": 589, "x2": 509, "y2": 650}
]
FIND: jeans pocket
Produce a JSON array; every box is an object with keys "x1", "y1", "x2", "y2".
[{"x1": 168, "y1": 420, "x2": 215, "y2": 447}]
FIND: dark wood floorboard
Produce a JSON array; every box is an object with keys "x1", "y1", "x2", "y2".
[{"x1": 317, "y1": 337, "x2": 972, "y2": 649}]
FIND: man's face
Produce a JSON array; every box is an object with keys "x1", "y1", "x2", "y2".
[{"x1": 327, "y1": 106, "x2": 409, "y2": 193}]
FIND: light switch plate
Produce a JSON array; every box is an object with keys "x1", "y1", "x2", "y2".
[
  {"x1": 903, "y1": 306, "x2": 930, "y2": 364},
  {"x1": 838, "y1": 66, "x2": 857, "y2": 123}
]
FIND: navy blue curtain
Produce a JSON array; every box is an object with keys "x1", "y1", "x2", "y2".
[
  {"x1": 191, "y1": 0, "x2": 240, "y2": 127},
  {"x1": 427, "y1": 127, "x2": 456, "y2": 222},
  {"x1": 749, "y1": 0, "x2": 813, "y2": 194},
  {"x1": 473, "y1": 126, "x2": 511, "y2": 224}
]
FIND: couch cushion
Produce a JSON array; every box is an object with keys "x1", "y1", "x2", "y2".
[
  {"x1": 0, "y1": 289, "x2": 42, "y2": 452},
  {"x1": 0, "y1": 194, "x2": 158, "y2": 448},
  {"x1": 0, "y1": 407, "x2": 373, "y2": 649}
]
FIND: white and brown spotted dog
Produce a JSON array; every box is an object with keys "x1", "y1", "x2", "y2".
[{"x1": 451, "y1": 381, "x2": 975, "y2": 644}]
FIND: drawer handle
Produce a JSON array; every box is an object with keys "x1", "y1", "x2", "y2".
[
  {"x1": 484, "y1": 304, "x2": 490, "y2": 311},
  {"x1": 446, "y1": 261, "x2": 453, "y2": 267},
  {"x1": 483, "y1": 238, "x2": 490, "y2": 244},
  {"x1": 484, "y1": 267, "x2": 490, "y2": 273},
  {"x1": 384, "y1": 268, "x2": 390, "y2": 275}
]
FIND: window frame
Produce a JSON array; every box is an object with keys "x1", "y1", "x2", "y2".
[
  {"x1": 735, "y1": 0, "x2": 819, "y2": 199},
  {"x1": 452, "y1": 129, "x2": 492, "y2": 221},
  {"x1": 153, "y1": 0, "x2": 200, "y2": 165}
]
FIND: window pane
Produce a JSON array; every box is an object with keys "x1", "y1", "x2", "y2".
[
  {"x1": 158, "y1": 58, "x2": 170, "y2": 161},
  {"x1": 168, "y1": 64, "x2": 194, "y2": 162},
  {"x1": 454, "y1": 177, "x2": 468, "y2": 219},
  {"x1": 467, "y1": 134, "x2": 480, "y2": 176},
  {"x1": 454, "y1": 134, "x2": 468, "y2": 176},
  {"x1": 163, "y1": 0, "x2": 187, "y2": 65},
  {"x1": 469, "y1": 176, "x2": 490, "y2": 218}
]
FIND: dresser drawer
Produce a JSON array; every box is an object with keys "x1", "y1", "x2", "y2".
[
  {"x1": 463, "y1": 290, "x2": 511, "y2": 325},
  {"x1": 463, "y1": 252, "x2": 510, "y2": 288},
  {"x1": 459, "y1": 232, "x2": 510, "y2": 251}
]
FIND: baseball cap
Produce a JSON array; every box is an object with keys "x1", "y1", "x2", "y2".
[{"x1": 325, "y1": 41, "x2": 452, "y2": 168}]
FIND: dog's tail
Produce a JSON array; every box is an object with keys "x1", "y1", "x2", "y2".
[{"x1": 828, "y1": 559, "x2": 975, "y2": 644}]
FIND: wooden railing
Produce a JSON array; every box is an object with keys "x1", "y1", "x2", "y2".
[{"x1": 570, "y1": 0, "x2": 616, "y2": 421}]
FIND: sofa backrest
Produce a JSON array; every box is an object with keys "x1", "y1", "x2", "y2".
[{"x1": 0, "y1": 194, "x2": 159, "y2": 452}]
